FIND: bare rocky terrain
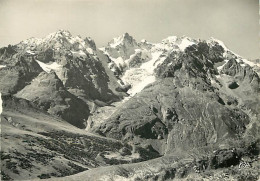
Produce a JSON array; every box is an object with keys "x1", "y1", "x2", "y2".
[{"x1": 0, "y1": 30, "x2": 259, "y2": 180}]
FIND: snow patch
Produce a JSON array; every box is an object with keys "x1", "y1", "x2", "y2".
[
  {"x1": 162, "y1": 36, "x2": 177, "y2": 43},
  {"x1": 23, "y1": 30, "x2": 97, "y2": 58},
  {"x1": 179, "y1": 37, "x2": 195, "y2": 51},
  {"x1": 157, "y1": 36, "x2": 196, "y2": 52},
  {"x1": 86, "y1": 48, "x2": 94, "y2": 54},
  {"x1": 110, "y1": 57, "x2": 125, "y2": 67},
  {"x1": 71, "y1": 50, "x2": 86, "y2": 56},
  {"x1": 208, "y1": 37, "x2": 247, "y2": 60},
  {"x1": 241, "y1": 59, "x2": 259, "y2": 67},
  {"x1": 140, "y1": 39, "x2": 147, "y2": 43},
  {"x1": 117, "y1": 80, "x2": 124, "y2": 86},
  {"x1": 36, "y1": 60, "x2": 62, "y2": 73},
  {"x1": 99, "y1": 47, "x2": 105, "y2": 52},
  {"x1": 104, "y1": 151, "x2": 140, "y2": 161},
  {"x1": 22, "y1": 37, "x2": 43, "y2": 46},
  {"x1": 217, "y1": 59, "x2": 229, "y2": 72},
  {"x1": 109, "y1": 36, "x2": 124, "y2": 48},
  {"x1": 0, "y1": 65, "x2": 6, "y2": 69},
  {"x1": 209, "y1": 38, "x2": 228, "y2": 51},
  {"x1": 134, "y1": 49, "x2": 142, "y2": 53},
  {"x1": 167, "y1": 62, "x2": 173, "y2": 66},
  {"x1": 26, "y1": 50, "x2": 35, "y2": 55}
]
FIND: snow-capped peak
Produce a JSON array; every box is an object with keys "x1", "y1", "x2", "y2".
[
  {"x1": 207, "y1": 37, "x2": 247, "y2": 61},
  {"x1": 20, "y1": 37, "x2": 43, "y2": 46},
  {"x1": 153, "y1": 36, "x2": 196, "y2": 52},
  {"x1": 140, "y1": 39, "x2": 147, "y2": 43},
  {"x1": 161, "y1": 36, "x2": 178, "y2": 43},
  {"x1": 18, "y1": 30, "x2": 97, "y2": 56},
  {"x1": 108, "y1": 33, "x2": 137, "y2": 48},
  {"x1": 207, "y1": 37, "x2": 228, "y2": 52},
  {"x1": 178, "y1": 36, "x2": 196, "y2": 51},
  {"x1": 44, "y1": 29, "x2": 73, "y2": 43},
  {"x1": 48, "y1": 29, "x2": 72, "y2": 38},
  {"x1": 207, "y1": 37, "x2": 260, "y2": 73}
]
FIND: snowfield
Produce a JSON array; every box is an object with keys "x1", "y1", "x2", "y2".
[
  {"x1": 0, "y1": 65, "x2": 6, "y2": 69},
  {"x1": 36, "y1": 60, "x2": 62, "y2": 73},
  {"x1": 122, "y1": 52, "x2": 165, "y2": 96}
]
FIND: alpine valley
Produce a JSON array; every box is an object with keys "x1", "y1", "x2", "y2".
[{"x1": 0, "y1": 30, "x2": 260, "y2": 181}]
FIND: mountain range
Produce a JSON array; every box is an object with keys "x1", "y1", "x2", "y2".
[{"x1": 0, "y1": 30, "x2": 259, "y2": 180}]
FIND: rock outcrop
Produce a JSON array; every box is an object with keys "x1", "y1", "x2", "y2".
[{"x1": 15, "y1": 72, "x2": 90, "y2": 128}]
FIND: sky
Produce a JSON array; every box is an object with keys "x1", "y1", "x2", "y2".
[{"x1": 0, "y1": 0, "x2": 259, "y2": 59}]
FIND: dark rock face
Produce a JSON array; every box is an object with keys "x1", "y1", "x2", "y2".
[
  {"x1": 84, "y1": 37, "x2": 96, "y2": 50},
  {"x1": 221, "y1": 59, "x2": 260, "y2": 93},
  {"x1": 156, "y1": 42, "x2": 224, "y2": 81},
  {"x1": 96, "y1": 78, "x2": 251, "y2": 154},
  {"x1": 0, "y1": 55, "x2": 43, "y2": 94},
  {"x1": 228, "y1": 82, "x2": 239, "y2": 89},
  {"x1": 15, "y1": 72, "x2": 90, "y2": 128},
  {"x1": 115, "y1": 84, "x2": 131, "y2": 93},
  {"x1": 36, "y1": 48, "x2": 55, "y2": 63},
  {"x1": 0, "y1": 45, "x2": 17, "y2": 62},
  {"x1": 211, "y1": 149, "x2": 240, "y2": 168}
]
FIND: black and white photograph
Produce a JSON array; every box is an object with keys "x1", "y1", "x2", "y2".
[{"x1": 0, "y1": 0, "x2": 259, "y2": 180}]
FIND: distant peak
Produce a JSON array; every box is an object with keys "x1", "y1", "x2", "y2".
[
  {"x1": 207, "y1": 37, "x2": 228, "y2": 51},
  {"x1": 162, "y1": 36, "x2": 178, "y2": 43},
  {"x1": 46, "y1": 29, "x2": 72, "y2": 40},
  {"x1": 56, "y1": 29, "x2": 71, "y2": 34},
  {"x1": 122, "y1": 32, "x2": 130, "y2": 38},
  {"x1": 117, "y1": 32, "x2": 134, "y2": 41},
  {"x1": 140, "y1": 39, "x2": 147, "y2": 43},
  {"x1": 108, "y1": 33, "x2": 137, "y2": 48}
]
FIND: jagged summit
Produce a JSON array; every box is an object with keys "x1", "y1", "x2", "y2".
[
  {"x1": 47, "y1": 29, "x2": 72, "y2": 38},
  {"x1": 103, "y1": 34, "x2": 231, "y2": 57},
  {"x1": 20, "y1": 29, "x2": 72, "y2": 45},
  {"x1": 16, "y1": 30, "x2": 96, "y2": 55},
  {"x1": 108, "y1": 32, "x2": 137, "y2": 48}
]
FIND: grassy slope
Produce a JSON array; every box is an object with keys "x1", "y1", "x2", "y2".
[
  {"x1": 41, "y1": 153, "x2": 260, "y2": 181},
  {"x1": 0, "y1": 101, "x2": 159, "y2": 180}
]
